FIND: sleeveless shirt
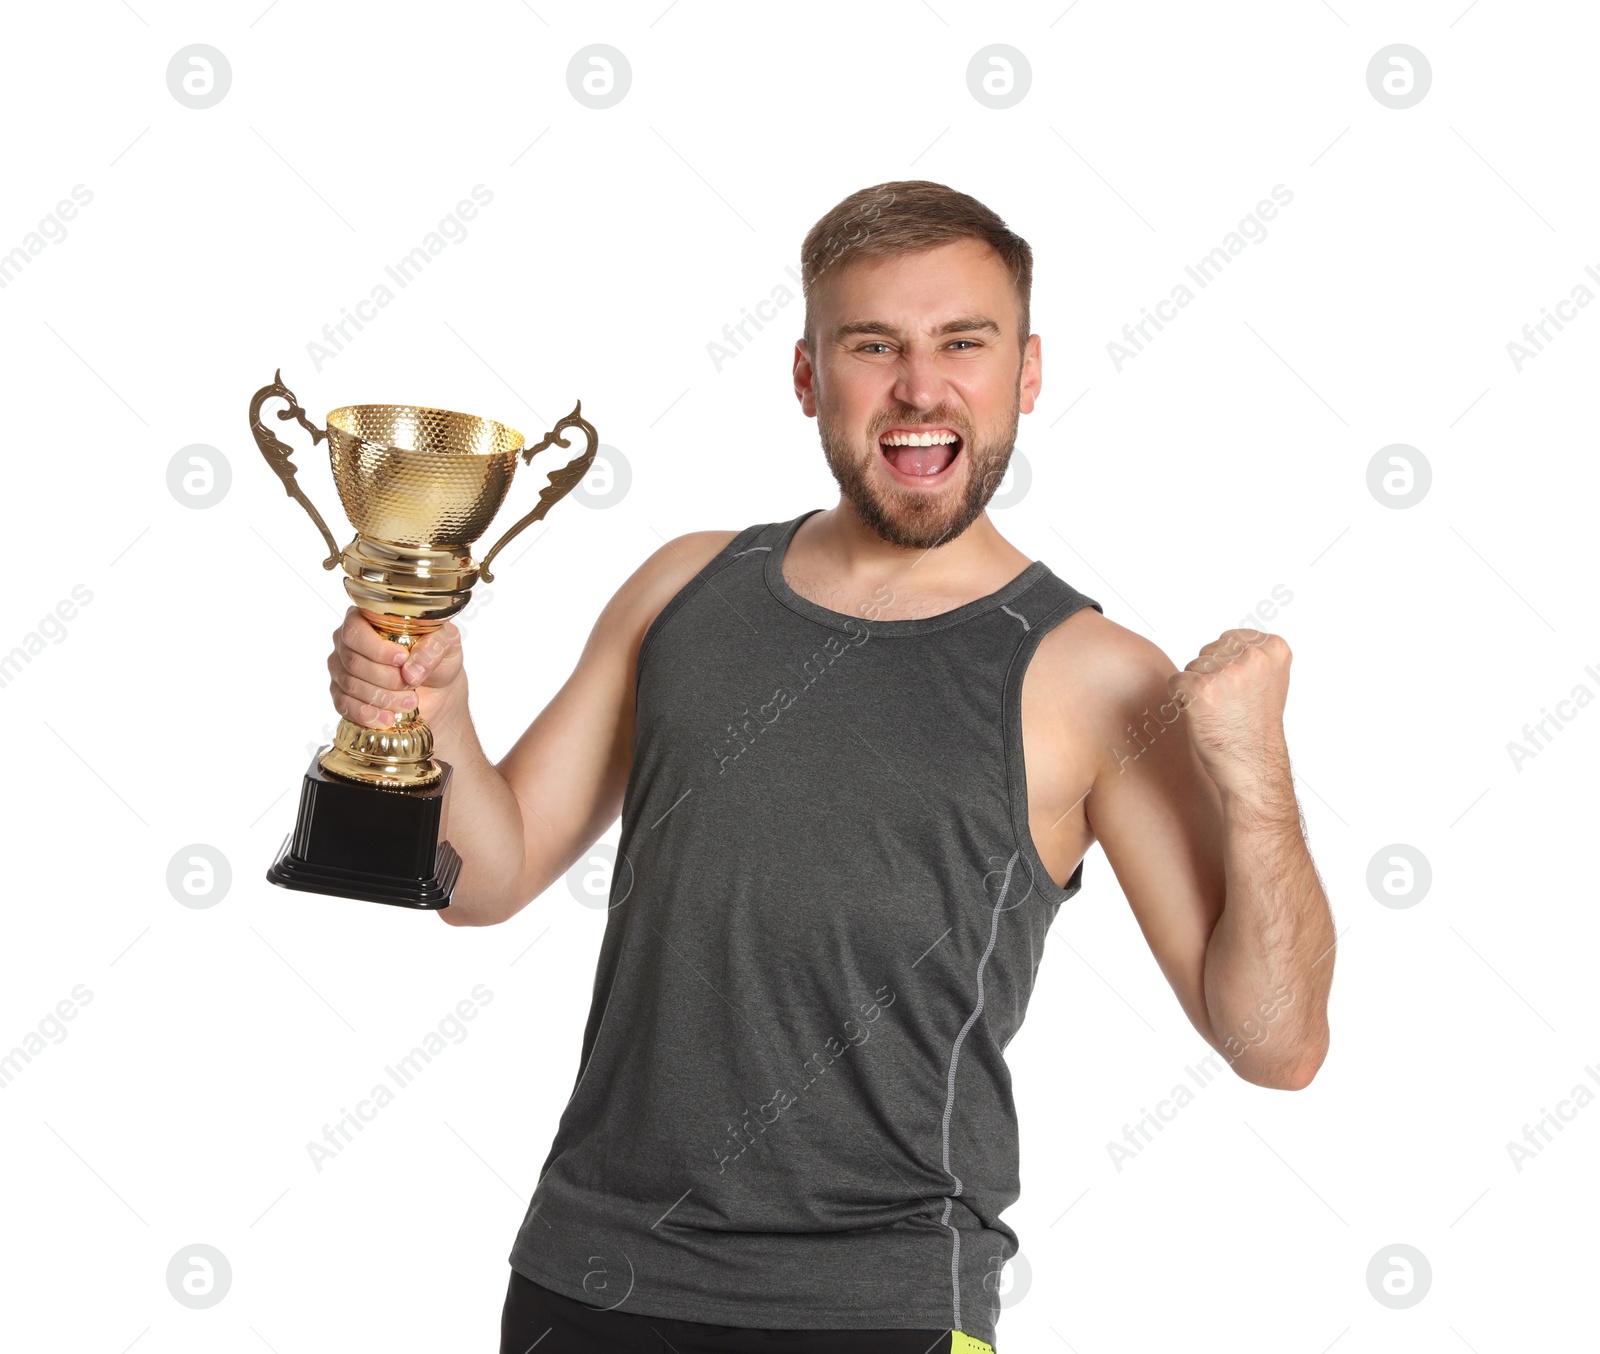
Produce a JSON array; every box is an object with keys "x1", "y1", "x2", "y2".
[{"x1": 507, "y1": 508, "x2": 1105, "y2": 1348}]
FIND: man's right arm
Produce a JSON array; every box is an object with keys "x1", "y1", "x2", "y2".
[{"x1": 326, "y1": 529, "x2": 740, "y2": 927}]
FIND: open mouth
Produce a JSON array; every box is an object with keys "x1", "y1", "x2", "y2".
[{"x1": 878, "y1": 426, "x2": 964, "y2": 481}]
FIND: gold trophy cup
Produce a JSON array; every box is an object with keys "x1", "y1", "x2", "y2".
[{"x1": 248, "y1": 368, "x2": 597, "y2": 908}]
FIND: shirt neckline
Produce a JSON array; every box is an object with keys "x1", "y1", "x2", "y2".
[{"x1": 763, "y1": 507, "x2": 1049, "y2": 636}]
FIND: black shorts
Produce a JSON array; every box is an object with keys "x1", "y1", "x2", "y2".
[{"x1": 499, "y1": 1266, "x2": 961, "y2": 1353}]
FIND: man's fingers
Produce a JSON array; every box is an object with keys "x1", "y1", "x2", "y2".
[
  {"x1": 1196, "y1": 628, "x2": 1271, "y2": 661},
  {"x1": 328, "y1": 646, "x2": 404, "y2": 692},
  {"x1": 329, "y1": 670, "x2": 416, "y2": 721},
  {"x1": 335, "y1": 607, "x2": 408, "y2": 668},
  {"x1": 400, "y1": 624, "x2": 461, "y2": 686},
  {"x1": 330, "y1": 681, "x2": 387, "y2": 729},
  {"x1": 328, "y1": 682, "x2": 407, "y2": 730}
]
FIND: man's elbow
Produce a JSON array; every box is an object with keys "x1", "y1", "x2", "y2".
[
  {"x1": 435, "y1": 893, "x2": 516, "y2": 926},
  {"x1": 1274, "y1": 1058, "x2": 1321, "y2": 1092},
  {"x1": 1260, "y1": 1036, "x2": 1329, "y2": 1091},
  {"x1": 1226, "y1": 1030, "x2": 1328, "y2": 1091},
  {"x1": 435, "y1": 865, "x2": 530, "y2": 926}
]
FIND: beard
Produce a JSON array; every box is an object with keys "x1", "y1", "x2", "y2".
[{"x1": 815, "y1": 388, "x2": 1020, "y2": 552}]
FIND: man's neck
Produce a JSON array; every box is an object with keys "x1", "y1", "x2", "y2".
[{"x1": 788, "y1": 503, "x2": 1033, "y2": 607}]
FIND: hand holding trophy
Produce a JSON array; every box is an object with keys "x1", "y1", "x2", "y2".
[{"x1": 247, "y1": 368, "x2": 597, "y2": 909}]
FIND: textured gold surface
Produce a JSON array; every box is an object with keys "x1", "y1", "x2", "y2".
[{"x1": 325, "y1": 403, "x2": 527, "y2": 548}]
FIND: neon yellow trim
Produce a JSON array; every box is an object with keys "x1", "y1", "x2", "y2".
[{"x1": 952, "y1": 1332, "x2": 995, "y2": 1354}]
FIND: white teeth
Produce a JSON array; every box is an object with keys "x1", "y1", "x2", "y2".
[{"x1": 881, "y1": 430, "x2": 959, "y2": 447}]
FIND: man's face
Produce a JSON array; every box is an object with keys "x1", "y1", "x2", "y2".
[{"x1": 793, "y1": 236, "x2": 1042, "y2": 552}]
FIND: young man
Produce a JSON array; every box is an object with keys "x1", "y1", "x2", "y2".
[{"x1": 328, "y1": 181, "x2": 1336, "y2": 1353}]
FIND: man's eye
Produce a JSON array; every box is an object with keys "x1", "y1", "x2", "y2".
[
  {"x1": 948, "y1": 339, "x2": 980, "y2": 350},
  {"x1": 858, "y1": 342, "x2": 892, "y2": 354}
]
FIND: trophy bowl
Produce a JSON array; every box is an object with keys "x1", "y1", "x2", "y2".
[{"x1": 324, "y1": 403, "x2": 526, "y2": 550}]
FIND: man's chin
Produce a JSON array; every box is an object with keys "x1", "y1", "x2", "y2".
[{"x1": 846, "y1": 479, "x2": 979, "y2": 551}]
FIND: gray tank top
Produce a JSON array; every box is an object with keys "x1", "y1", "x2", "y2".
[{"x1": 508, "y1": 508, "x2": 1104, "y2": 1348}]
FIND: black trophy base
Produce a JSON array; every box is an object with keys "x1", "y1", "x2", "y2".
[{"x1": 267, "y1": 750, "x2": 461, "y2": 910}]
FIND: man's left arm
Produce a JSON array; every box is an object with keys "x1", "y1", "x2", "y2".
[{"x1": 1083, "y1": 625, "x2": 1336, "y2": 1091}]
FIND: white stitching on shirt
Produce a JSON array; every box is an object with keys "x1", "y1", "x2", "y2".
[{"x1": 938, "y1": 849, "x2": 1018, "y2": 1333}]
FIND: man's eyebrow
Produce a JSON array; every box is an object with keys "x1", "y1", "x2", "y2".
[
  {"x1": 832, "y1": 315, "x2": 1003, "y2": 342},
  {"x1": 934, "y1": 315, "x2": 1002, "y2": 336}
]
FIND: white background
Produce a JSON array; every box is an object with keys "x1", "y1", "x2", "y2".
[{"x1": 2, "y1": 1, "x2": 1595, "y2": 1350}]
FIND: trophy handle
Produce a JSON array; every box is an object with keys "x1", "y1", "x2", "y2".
[
  {"x1": 248, "y1": 367, "x2": 343, "y2": 571},
  {"x1": 478, "y1": 401, "x2": 599, "y2": 583}
]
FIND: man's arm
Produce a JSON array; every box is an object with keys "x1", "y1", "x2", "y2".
[
  {"x1": 327, "y1": 530, "x2": 738, "y2": 927},
  {"x1": 1079, "y1": 620, "x2": 1335, "y2": 1090}
]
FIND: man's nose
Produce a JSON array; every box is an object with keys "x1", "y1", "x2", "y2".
[{"x1": 891, "y1": 346, "x2": 946, "y2": 411}]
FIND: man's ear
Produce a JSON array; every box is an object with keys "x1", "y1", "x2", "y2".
[
  {"x1": 793, "y1": 339, "x2": 819, "y2": 417},
  {"x1": 1018, "y1": 333, "x2": 1042, "y2": 415}
]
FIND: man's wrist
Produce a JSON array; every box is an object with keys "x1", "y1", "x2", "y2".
[{"x1": 1217, "y1": 767, "x2": 1299, "y2": 829}]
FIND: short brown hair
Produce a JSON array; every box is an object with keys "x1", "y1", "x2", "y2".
[{"x1": 799, "y1": 180, "x2": 1033, "y2": 352}]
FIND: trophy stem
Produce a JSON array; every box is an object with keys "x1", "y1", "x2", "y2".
[{"x1": 318, "y1": 610, "x2": 446, "y2": 790}]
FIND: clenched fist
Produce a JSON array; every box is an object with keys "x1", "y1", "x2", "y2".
[
  {"x1": 1168, "y1": 627, "x2": 1291, "y2": 796},
  {"x1": 327, "y1": 607, "x2": 466, "y2": 731}
]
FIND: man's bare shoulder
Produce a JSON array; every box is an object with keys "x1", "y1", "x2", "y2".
[
  {"x1": 638, "y1": 528, "x2": 744, "y2": 595},
  {"x1": 604, "y1": 529, "x2": 744, "y2": 635},
  {"x1": 1030, "y1": 604, "x2": 1184, "y2": 759}
]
